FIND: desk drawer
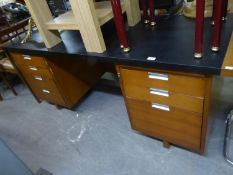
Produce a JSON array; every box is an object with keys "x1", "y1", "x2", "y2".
[
  {"x1": 11, "y1": 53, "x2": 48, "y2": 68},
  {"x1": 120, "y1": 68, "x2": 206, "y2": 98},
  {"x1": 36, "y1": 87, "x2": 65, "y2": 106},
  {"x1": 126, "y1": 98, "x2": 202, "y2": 150},
  {"x1": 124, "y1": 84, "x2": 204, "y2": 113},
  {"x1": 27, "y1": 77, "x2": 65, "y2": 106},
  {"x1": 19, "y1": 65, "x2": 53, "y2": 80}
]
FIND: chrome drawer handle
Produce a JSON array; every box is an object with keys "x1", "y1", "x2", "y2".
[
  {"x1": 28, "y1": 66, "x2": 38, "y2": 71},
  {"x1": 225, "y1": 66, "x2": 233, "y2": 70},
  {"x1": 22, "y1": 55, "x2": 31, "y2": 60},
  {"x1": 148, "y1": 72, "x2": 168, "y2": 81},
  {"x1": 34, "y1": 76, "x2": 43, "y2": 81},
  {"x1": 42, "y1": 89, "x2": 50, "y2": 94},
  {"x1": 149, "y1": 88, "x2": 169, "y2": 97},
  {"x1": 152, "y1": 103, "x2": 170, "y2": 111}
]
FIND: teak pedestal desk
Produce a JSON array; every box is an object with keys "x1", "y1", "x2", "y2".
[{"x1": 3, "y1": 15, "x2": 233, "y2": 154}]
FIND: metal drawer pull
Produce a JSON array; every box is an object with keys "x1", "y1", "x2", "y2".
[
  {"x1": 22, "y1": 55, "x2": 31, "y2": 60},
  {"x1": 34, "y1": 76, "x2": 43, "y2": 81},
  {"x1": 225, "y1": 66, "x2": 233, "y2": 70},
  {"x1": 42, "y1": 89, "x2": 50, "y2": 94},
  {"x1": 29, "y1": 66, "x2": 38, "y2": 71},
  {"x1": 152, "y1": 103, "x2": 170, "y2": 111},
  {"x1": 148, "y1": 72, "x2": 168, "y2": 81},
  {"x1": 149, "y1": 88, "x2": 169, "y2": 97}
]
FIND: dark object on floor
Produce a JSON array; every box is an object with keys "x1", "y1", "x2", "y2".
[
  {"x1": 0, "y1": 139, "x2": 33, "y2": 175},
  {"x1": 0, "y1": 52, "x2": 17, "y2": 101},
  {"x1": 0, "y1": 72, "x2": 17, "y2": 101},
  {"x1": 35, "y1": 168, "x2": 53, "y2": 175},
  {"x1": 223, "y1": 110, "x2": 233, "y2": 166}
]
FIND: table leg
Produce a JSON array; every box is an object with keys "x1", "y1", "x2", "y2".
[
  {"x1": 110, "y1": 0, "x2": 130, "y2": 52},
  {"x1": 194, "y1": 0, "x2": 205, "y2": 58},
  {"x1": 141, "y1": 0, "x2": 149, "y2": 24},
  {"x1": 212, "y1": 0, "x2": 224, "y2": 52},
  {"x1": 148, "y1": 0, "x2": 156, "y2": 26},
  {"x1": 0, "y1": 93, "x2": 3, "y2": 101},
  {"x1": 163, "y1": 141, "x2": 171, "y2": 148},
  {"x1": 212, "y1": 0, "x2": 216, "y2": 25},
  {"x1": 222, "y1": 0, "x2": 228, "y2": 21}
]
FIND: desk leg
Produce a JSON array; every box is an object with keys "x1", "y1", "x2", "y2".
[
  {"x1": 141, "y1": 0, "x2": 149, "y2": 24},
  {"x1": 148, "y1": 0, "x2": 156, "y2": 26},
  {"x1": 111, "y1": 0, "x2": 130, "y2": 52},
  {"x1": 194, "y1": 0, "x2": 205, "y2": 58},
  {"x1": 212, "y1": 0, "x2": 224, "y2": 52},
  {"x1": 163, "y1": 141, "x2": 171, "y2": 148}
]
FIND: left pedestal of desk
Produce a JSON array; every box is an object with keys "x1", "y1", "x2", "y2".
[{"x1": 8, "y1": 52, "x2": 104, "y2": 109}]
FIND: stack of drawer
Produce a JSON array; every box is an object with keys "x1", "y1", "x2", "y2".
[
  {"x1": 9, "y1": 52, "x2": 106, "y2": 109},
  {"x1": 117, "y1": 65, "x2": 212, "y2": 153},
  {"x1": 11, "y1": 53, "x2": 66, "y2": 106}
]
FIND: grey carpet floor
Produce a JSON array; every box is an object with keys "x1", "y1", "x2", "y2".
[{"x1": 0, "y1": 76, "x2": 233, "y2": 175}]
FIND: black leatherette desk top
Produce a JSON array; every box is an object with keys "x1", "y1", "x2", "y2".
[{"x1": 3, "y1": 14, "x2": 233, "y2": 75}]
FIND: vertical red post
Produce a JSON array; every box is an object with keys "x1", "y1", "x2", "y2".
[
  {"x1": 212, "y1": 0, "x2": 216, "y2": 25},
  {"x1": 212, "y1": 0, "x2": 224, "y2": 52},
  {"x1": 194, "y1": 0, "x2": 205, "y2": 58},
  {"x1": 111, "y1": 0, "x2": 123, "y2": 47},
  {"x1": 148, "y1": 0, "x2": 156, "y2": 26},
  {"x1": 222, "y1": 0, "x2": 228, "y2": 21},
  {"x1": 141, "y1": 0, "x2": 149, "y2": 24},
  {"x1": 110, "y1": 0, "x2": 130, "y2": 52}
]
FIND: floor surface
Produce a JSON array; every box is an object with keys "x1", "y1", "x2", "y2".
[
  {"x1": 0, "y1": 76, "x2": 233, "y2": 175},
  {"x1": 0, "y1": 139, "x2": 33, "y2": 175}
]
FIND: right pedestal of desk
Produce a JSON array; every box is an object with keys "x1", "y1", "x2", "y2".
[{"x1": 116, "y1": 65, "x2": 213, "y2": 154}]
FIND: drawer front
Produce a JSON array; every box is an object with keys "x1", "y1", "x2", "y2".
[
  {"x1": 124, "y1": 84, "x2": 204, "y2": 113},
  {"x1": 24, "y1": 74, "x2": 65, "y2": 106},
  {"x1": 126, "y1": 98, "x2": 202, "y2": 150},
  {"x1": 18, "y1": 65, "x2": 53, "y2": 80},
  {"x1": 36, "y1": 87, "x2": 65, "y2": 106},
  {"x1": 11, "y1": 53, "x2": 48, "y2": 68},
  {"x1": 120, "y1": 68, "x2": 206, "y2": 98}
]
